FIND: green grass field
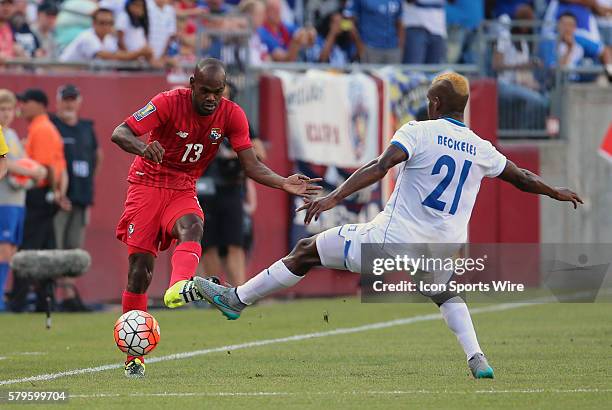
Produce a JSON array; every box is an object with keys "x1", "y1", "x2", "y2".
[{"x1": 0, "y1": 298, "x2": 611, "y2": 409}]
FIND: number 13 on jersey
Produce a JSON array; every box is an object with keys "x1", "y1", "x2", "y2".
[
  {"x1": 181, "y1": 143, "x2": 204, "y2": 162},
  {"x1": 422, "y1": 155, "x2": 472, "y2": 215}
]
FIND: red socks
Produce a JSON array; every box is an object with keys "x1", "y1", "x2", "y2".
[
  {"x1": 122, "y1": 290, "x2": 147, "y2": 363},
  {"x1": 169, "y1": 241, "x2": 202, "y2": 287}
]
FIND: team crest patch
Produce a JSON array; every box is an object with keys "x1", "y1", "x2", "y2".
[
  {"x1": 128, "y1": 223, "x2": 135, "y2": 237},
  {"x1": 133, "y1": 102, "x2": 157, "y2": 121},
  {"x1": 209, "y1": 128, "x2": 223, "y2": 142}
]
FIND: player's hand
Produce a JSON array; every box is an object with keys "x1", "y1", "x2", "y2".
[
  {"x1": 282, "y1": 174, "x2": 323, "y2": 198},
  {"x1": 552, "y1": 187, "x2": 583, "y2": 209},
  {"x1": 296, "y1": 194, "x2": 340, "y2": 225},
  {"x1": 143, "y1": 141, "x2": 165, "y2": 163}
]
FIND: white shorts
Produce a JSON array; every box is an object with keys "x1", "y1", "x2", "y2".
[
  {"x1": 315, "y1": 223, "x2": 457, "y2": 296},
  {"x1": 315, "y1": 223, "x2": 375, "y2": 274}
]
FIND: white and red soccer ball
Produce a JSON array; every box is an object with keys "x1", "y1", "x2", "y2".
[{"x1": 113, "y1": 310, "x2": 160, "y2": 356}]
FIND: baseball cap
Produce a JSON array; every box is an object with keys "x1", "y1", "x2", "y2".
[
  {"x1": 16, "y1": 89, "x2": 49, "y2": 106},
  {"x1": 58, "y1": 84, "x2": 80, "y2": 99},
  {"x1": 38, "y1": 1, "x2": 59, "y2": 15}
]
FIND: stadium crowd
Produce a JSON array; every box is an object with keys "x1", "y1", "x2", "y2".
[{"x1": 0, "y1": 0, "x2": 609, "y2": 70}]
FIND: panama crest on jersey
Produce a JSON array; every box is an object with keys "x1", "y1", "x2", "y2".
[
  {"x1": 128, "y1": 223, "x2": 135, "y2": 237},
  {"x1": 210, "y1": 128, "x2": 223, "y2": 144}
]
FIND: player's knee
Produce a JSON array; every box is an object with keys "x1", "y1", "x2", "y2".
[
  {"x1": 176, "y1": 218, "x2": 204, "y2": 243},
  {"x1": 284, "y1": 237, "x2": 319, "y2": 273},
  {"x1": 294, "y1": 237, "x2": 317, "y2": 259},
  {"x1": 429, "y1": 290, "x2": 461, "y2": 307}
]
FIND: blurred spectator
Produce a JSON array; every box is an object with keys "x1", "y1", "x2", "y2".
[
  {"x1": 197, "y1": 81, "x2": 265, "y2": 286},
  {"x1": 31, "y1": 1, "x2": 59, "y2": 58},
  {"x1": 116, "y1": 0, "x2": 149, "y2": 52},
  {"x1": 99, "y1": 0, "x2": 128, "y2": 16},
  {"x1": 60, "y1": 8, "x2": 153, "y2": 62},
  {"x1": 55, "y1": 0, "x2": 98, "y2": 52},
  {"x1": 544, "y1": 0, "x2": 602, "y2": 43},
  {"x1": 540, "y1": 12, "x2": 611, "y2": 80},
  {"x1": 402, "y1": 0, "x2": 446, "y2": 64},
  {"x1": 10, "y1": 88, "x2": 66, "y2": 312},
  {"x1": 0, "y1": 89, "x2": 44, "y2": 311},
  {"x1": 147, "y1": 0, "x2": 177, "y2": 60},
  {"x1": 51, "y1": 85, "x2": 101, "y2": 312},
  {"x1": 446, "y1": 0, "x2": 483, "y2": 64},
  {"x1": 200, "y1": 0, "x2": 234, "y2": 59},
  {"x1": 493, "y1": 7, "x2": 548, "y2": 130},
  {"x1": 175, "y1": 0, "x2": 207, "y2": 37},
  {"x1": 238, "y1": 0, "x2": 270, "y2": 65},
  {"x1": 0, "y1": 0, "x2": 22, "y2": 59},
  {"x1": 302, "y1": 13, "x2": 362, "y2": 65},
  {"x1": 595, "y1": 0, "x2": 612, "y2": 45},
  {"x1": 258, "y1": 0, "x2": 315, "y2": 62},
  {"x1": 494, "y1": 0, "x2": 534, "y2": 18},
  {"x1": 206, "y1": 0, "x2": 235, "y2": 13},
  {"x1": 343, "y1": 0, "x2": 402, "y2": 64},
  {"x1": 10, "y1": 8, "x2": 40, "y2": 57}
]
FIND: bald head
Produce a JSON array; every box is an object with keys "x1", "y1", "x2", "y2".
[
  {"x1": 190, "y1": 58, "x2": 227, "y2": 115},
  {"x1": 427, "y1": 72, "x2": 469, "y2": 120}
]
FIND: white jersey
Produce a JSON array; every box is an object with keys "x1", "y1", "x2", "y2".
[{"x1": 370, "y1": 118, "x2": 507, "y2": 244}]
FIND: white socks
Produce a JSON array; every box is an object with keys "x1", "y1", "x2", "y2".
[
  {"x1": 236, "y1": 260, "x2": 304, "y2": 305},
  {"x1": 439, "y1": 296, "x2": 483, "y2": 359}
]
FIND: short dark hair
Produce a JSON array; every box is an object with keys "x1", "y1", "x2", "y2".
[
  {"x1": 92, "y1": 7, "x2": 114, "y2": 21},
  {"x1": 558, "y1": 12, "x2": 577, "y2": 23}
]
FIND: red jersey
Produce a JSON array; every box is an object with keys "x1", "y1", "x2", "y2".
[{"x1": 124, "y1": 88, "x2": 252, "y2": 190}]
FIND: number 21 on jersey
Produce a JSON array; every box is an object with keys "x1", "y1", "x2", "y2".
[
  {"x1": 181, "y1": 143, "x2": 204, "y2": 162},
  {"x1": 422, "y1": 154, "x2": 472, "y2": 215}
]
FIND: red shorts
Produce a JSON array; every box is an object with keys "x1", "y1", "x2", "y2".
[{"x1": 116, "y1": 183, "x2": 204, "y2": 257}]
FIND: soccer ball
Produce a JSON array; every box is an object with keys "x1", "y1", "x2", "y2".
[
  {"x1": 113, "y1": 310, "x2": 160, "y2": 356},
  {"x1": 7, "y1": 158, "x2": 43, "y2": 190}
]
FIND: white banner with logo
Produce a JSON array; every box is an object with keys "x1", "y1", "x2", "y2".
[{"x1": 276, "y1": 70, "x2": 380, "y2": 169}]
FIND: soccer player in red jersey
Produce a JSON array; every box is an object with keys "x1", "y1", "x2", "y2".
[{"x1": 111, "y1": 58, "x2": 321, "y2": 378}]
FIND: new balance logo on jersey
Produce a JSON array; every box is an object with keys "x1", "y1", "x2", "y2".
[
  {"x1": 176, "y1": 131, "x2": 189, "y2": 139},
  {"x1": 210, "y1": 128, "x2": 222, "y2": 143}
]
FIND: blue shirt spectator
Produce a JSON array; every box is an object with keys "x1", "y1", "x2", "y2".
[
  {"x1": 257, "y1": 0, "x2": 312, "y2": 61},
  {"x1": 539, "y1": 12, "x2": 606, "y2": 81},
  {"x1": 543, "y1": 0, "x2": 602, "y2": 43},
  {"x1": 447, "y1": 0, "x2": 483, "y2": 30},
  {"x1": 343, "y1": 0, "x2": 402, "y2": 49},
  {"x1": 258, "y1": 22, "x2": 297, "y2": 53}
]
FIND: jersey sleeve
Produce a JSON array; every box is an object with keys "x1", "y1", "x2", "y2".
[
  {"x1": 124, "y1": 93, "x2": 170, "y2": 136},
  {"x1": 226, "y1": 105, "x2": 252, "y2": 152},
  {"x1": 390, "y1": 121, "x2": 422, "y2": 160},
  {"x1": 480, "y1": 140, "x2": 507, "y2": 178}
]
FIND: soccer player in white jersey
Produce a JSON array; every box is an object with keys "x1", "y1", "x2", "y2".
[{"x1": 186, "y1": 72, "x2": 583, "y2": 378}]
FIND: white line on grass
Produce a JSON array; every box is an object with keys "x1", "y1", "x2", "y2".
[
  {"x1": 67, "y1": 389, "x2": 612, "y2": 399},
  {"x1": 0, "y1": 300, "x2": 540, "y2": 386}
]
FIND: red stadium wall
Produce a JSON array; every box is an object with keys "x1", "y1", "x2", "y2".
[{"x1": 0, "y1": 72, "x2": 541, "y2": 302}]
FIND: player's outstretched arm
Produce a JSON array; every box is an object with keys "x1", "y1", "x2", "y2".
[
  {"x1": 297, "y1": 144, "x2": 408, "y2": 224},
  {"x1": 111, "y1": 123, "x2": 165, "y2": 163},
  {"x1": 237, "y1": 147, "x2": 322, "y2": 198},
  {"x1": 497, "y1": 160, "x2": 583, "y2": 209}
]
